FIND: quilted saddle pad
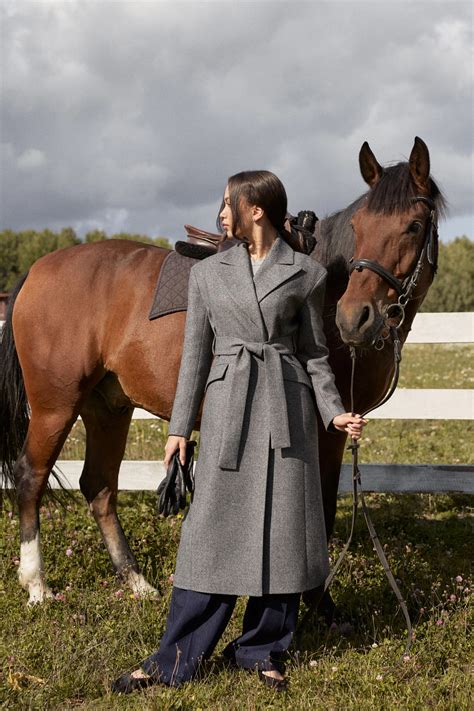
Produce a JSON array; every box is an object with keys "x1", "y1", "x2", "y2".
[{"x1": 148, "y1": 250, "x2": 199, "y2": 320}]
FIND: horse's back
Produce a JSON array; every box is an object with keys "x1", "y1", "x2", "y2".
[{"x1": 12, "y1": 240, "x2": 171, "y2": 380}]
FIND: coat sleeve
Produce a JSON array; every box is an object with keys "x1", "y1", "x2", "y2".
[
  {"x1": 168, "y1": 266, "x2": 214, "y2": 438},
  {"x1": 296, "y1": 270, "x2": 345, "y2": 431}
]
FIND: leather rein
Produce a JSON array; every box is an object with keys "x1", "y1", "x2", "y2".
[{"x1": 296, "y1": 195, "x2": 439, "y2": 665}]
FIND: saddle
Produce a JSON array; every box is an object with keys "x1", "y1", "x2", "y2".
[
  {"x1": 148, "y1": 210, "x2": 319, "y2": 321},
  {"x1": 175, "y1": 210, "x2": 318, "y2": 260}
]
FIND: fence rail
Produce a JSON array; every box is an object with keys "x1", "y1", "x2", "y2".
[
  {"x1": 42, "y1": 461, "x2": 473, "y2": 494},
  {"x1": 1, "y1": 313, "x2": 473, "y2": 493}
]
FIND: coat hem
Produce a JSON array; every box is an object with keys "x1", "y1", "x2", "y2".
[{"x1": 171, "y1": 572, "x2": 330, "y2": 597}]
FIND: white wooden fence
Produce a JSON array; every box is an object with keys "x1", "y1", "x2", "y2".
[{"x1": 1, "y1": 313, "x2": 473, "y2": 493}]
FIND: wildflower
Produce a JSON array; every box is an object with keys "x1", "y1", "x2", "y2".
[
  {"x1": 449, "y1": 594, "x2": 457, "y2": 602},
  {"x1": 55, "y1": 592, "x2": 66, "y2": 602},
  {"x1": 100, "y1": 580, "x2": 109, "y2": 587},
  {"x1": 403, "y1": 655, "x2": 410, "y2": 662},
  {"x1": 66, "y1": 548, "x2": 73, "y2": 557},
  {"x1": 371, "y1": 642, "x2": 378, "y2": 648},
  {"x1": 376, "y1": 674, "x2": 383, "y2": 681},
  {"x1": 168, "y1": 574, "x2": 175, "y2": 584},
  {"x1": 65, "y1": 585, "x2": 72, "y2": 592},
  {"x1": 331, "y1": 666, "x2": 338, "y2": 673},
  {"x1": 115, "y1": 589, "x2": 124, "y2": 598},
  {"x1": 8, "y1": 511, "x2": 12, "y2": 519},
  {"x1": 455, "y1": 575, "x2": 463, "y2": 583},
  {"x1": 309, "y1": 660, "x2": 318, "y2": 668},
  {"x1": 436, "y1": 619, "x2": 444, "y2": 626}
]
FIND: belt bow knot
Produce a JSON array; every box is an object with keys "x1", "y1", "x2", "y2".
[{"x1": 213, "y1": 334, "x2": 296, "y2": 469}]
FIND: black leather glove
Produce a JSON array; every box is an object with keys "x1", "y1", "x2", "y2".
[{"x1": 157, "y1": 440, "x2": 197, "y2": 517}]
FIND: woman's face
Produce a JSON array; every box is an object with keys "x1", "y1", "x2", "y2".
[
  {"x1": 219, "y1": 186, "x2": 234, "y2": 236},
  {"x1": 219, "y1": 185, "x2": 255, "y2": 238}
]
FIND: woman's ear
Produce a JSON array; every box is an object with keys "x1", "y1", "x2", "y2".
[{"x1": 252, "y1": 205, "x2": 264, "y2": 223}]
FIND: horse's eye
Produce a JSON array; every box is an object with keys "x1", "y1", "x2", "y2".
[{"x1": 409, "y1": 221, "x2": 422, "y2": 234}]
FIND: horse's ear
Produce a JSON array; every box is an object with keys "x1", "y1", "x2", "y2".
[
  {"x1": 359, "y1": 141, "x2": 383, "y2": 188},
  {"x1": 409, "y1": 136, "x2": 430, "y2": 192}
]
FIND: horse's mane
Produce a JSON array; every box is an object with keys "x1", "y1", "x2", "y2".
[{"x1": 317, "y1": 161, "x2": 447, "y2": 271}]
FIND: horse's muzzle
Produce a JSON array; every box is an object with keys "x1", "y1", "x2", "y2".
[{"x1": 335, "y1": 299, "x2": 384, "y2": 347}]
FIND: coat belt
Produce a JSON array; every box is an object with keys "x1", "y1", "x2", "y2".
[{"x1": 213, "y1": 334, "x2": 296, "y2": 470}]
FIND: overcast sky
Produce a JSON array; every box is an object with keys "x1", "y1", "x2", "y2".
[{"x1": 1, "y1": 0, "x2": 472, "y2": 243}]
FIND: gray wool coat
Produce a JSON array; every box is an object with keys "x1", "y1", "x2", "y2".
[{"x1": 168, "y1": 234, "x2": 344, "y2": 596}]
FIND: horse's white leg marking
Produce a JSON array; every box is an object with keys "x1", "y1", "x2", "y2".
[
  {"x1": 126, "y1": 569, "x2": 159, "y2": 597},
  {"x1": 18, "y1": 533, "x2": 53, "y2": 604}
]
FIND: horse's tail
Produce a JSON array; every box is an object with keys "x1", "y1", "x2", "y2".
[{"x1": 0, "y1": 272, "x2": 30, "y2": 490}]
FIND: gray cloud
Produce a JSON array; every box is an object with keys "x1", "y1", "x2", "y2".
[{"x1": 1, "y1": 0, "x2": 472, "y2": 241}]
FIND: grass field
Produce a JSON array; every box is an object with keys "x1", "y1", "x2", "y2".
[{"x1": 1, "y1": 344, "x2": 472, "y2": 709}]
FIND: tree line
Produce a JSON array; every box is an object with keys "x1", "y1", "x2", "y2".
[
  {"x1": 0, "y1": 228, "x2": 172, "y2": 292},
  {"x1": 0, "y1": 229, "x2": 472, "y2": 311}
]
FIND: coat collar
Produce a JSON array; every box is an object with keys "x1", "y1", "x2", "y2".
[
  {"x1": 219, "y1": 234, "x2": 301, "y2": 300},
  {"x1": 215, "y1": 235, "x2": 303, "y2": 334}
]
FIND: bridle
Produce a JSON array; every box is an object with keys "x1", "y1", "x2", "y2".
[
  {"x1": 350, "y1": 195, "x2": 439, "y2": 330},
  {"x1": 296, "y1": 195, "x2": 439, "y2": 668}
]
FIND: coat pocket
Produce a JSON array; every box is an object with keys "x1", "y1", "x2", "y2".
[{"x1": 204, "y1": 362, "x2": 229, "y2": 392}]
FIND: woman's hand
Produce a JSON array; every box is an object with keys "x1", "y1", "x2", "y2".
[
  {"x1": 332, "y1": 413, "x2": 368, "y2": 440},
  {"x1": 164, "y1": 435, "x2": 188, "y2": 468}
]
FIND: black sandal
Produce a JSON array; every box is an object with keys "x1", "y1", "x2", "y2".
[
  {"x1": 258, "y1": 669, "x2": 288, "y2": 692},
  {"x1": 111, "y1": 670, "x2": 159, "y2": 694}
]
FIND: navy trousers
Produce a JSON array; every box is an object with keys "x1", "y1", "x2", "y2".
[{"x1": 141, "y1": 586, "x2": 300, "y2": 686}]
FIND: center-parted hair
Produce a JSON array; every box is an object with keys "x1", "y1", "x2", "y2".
[{"x1": 217, "y1": 170, "x2": 288, "y2": 237}]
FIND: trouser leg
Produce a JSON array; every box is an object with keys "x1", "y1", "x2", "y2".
[
  {"x1": 141, "y1": 586, "x2": 236, "y2": 686},
  {"x1": 222, "y1": 592, "x2": 300, "y2": 673}
]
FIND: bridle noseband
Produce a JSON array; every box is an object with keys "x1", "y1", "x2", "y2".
[{"x1": 350, "y1": 195, "x2": 439, "y2": 327}]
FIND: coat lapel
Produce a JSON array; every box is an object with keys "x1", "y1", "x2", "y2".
[
  {"x1": 252, "y1": 235, "x2": 302, "y2": 303},
  {"x1": 216, "y1": 240, "x2": 265, "y2": 333}
]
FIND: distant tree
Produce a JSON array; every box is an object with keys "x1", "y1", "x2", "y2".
[
  {"x1": 110, "y1": 232, "x2": 158, "y2": 245},
  {"x1": 84, "y1": 229, "x2": 107, "y2": 243},
  {"x1": 421, "y1": 236, "x2": 474, "y2": 312},
  {"x1": 0, "y1": 230, "x2": 21, "y2": 291},
  {"x1": 17, "y1": 228, "x2": 80, "y2": 273},
  {"x1": 0, "y1": 228, "x2": 80, "y2": 290},
  {"x1": 84, "y1": 230, "x2": 172, "y2": 249},
  {"x1": 154, "y1": 236, "x2": 173, "y2": 249}
]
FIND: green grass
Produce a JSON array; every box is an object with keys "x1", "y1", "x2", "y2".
[
  {"x1": 398, "y1": 344, "x2": 473, "y2": 389},
  {"x1": 2, "y1": 345, "x2": 472, "y2": 708},
  {"x1": 1, "y1": 494, "x2": 472, "y2": 709}
]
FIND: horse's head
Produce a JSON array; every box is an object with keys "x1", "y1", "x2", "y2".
[{"x1": 336, "y1": 137, "x2": 445, "y2": 347}]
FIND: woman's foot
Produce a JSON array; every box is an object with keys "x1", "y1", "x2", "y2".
[
  {"x1": 258, "y1": 669, "x2": 287, "y2": 691},
  {"x1": 111, "y1": 668, "x2": 156, "y2": 694}
]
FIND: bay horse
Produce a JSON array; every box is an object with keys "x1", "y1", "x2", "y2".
[{"x1": 0, "y1": 137, "x2": 445, "y2": 605}]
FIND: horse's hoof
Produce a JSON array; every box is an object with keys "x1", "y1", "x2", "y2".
[
  {"x1": 27, "y1": 584, "x2": 54, "y2": 606},
  {"x1": 126, "y1": 571, "x2": 160, "y2": 598}
]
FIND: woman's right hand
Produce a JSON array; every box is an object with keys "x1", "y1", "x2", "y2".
[{"x1": 164, "y1": 435, "x2": 188, "y2": 468}]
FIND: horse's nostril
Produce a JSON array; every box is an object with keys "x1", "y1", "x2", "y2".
[{"x1": 357, "y1": 305, "x2": 371, "y2": 330}]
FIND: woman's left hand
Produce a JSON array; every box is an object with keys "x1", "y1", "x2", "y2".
[{"x1": 332, "y1": 413, "x2": 368, "y2": 440}]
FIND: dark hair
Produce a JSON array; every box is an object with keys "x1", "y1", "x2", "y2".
[{"x1": 216, "y1": 170, "x2": 288, "y2": 237}]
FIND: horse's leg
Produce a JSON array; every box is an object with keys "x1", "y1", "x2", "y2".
[
  {"x1": 16, "y1": 409, "x2": 79, "y2": 604},
  {"x1": 79, "y1": 391, "x2": 158, "y2": 596}
]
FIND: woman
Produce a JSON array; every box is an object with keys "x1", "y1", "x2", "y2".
[{"x1": 112, "y1": 171, "x2": 366, "y2": 694}]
